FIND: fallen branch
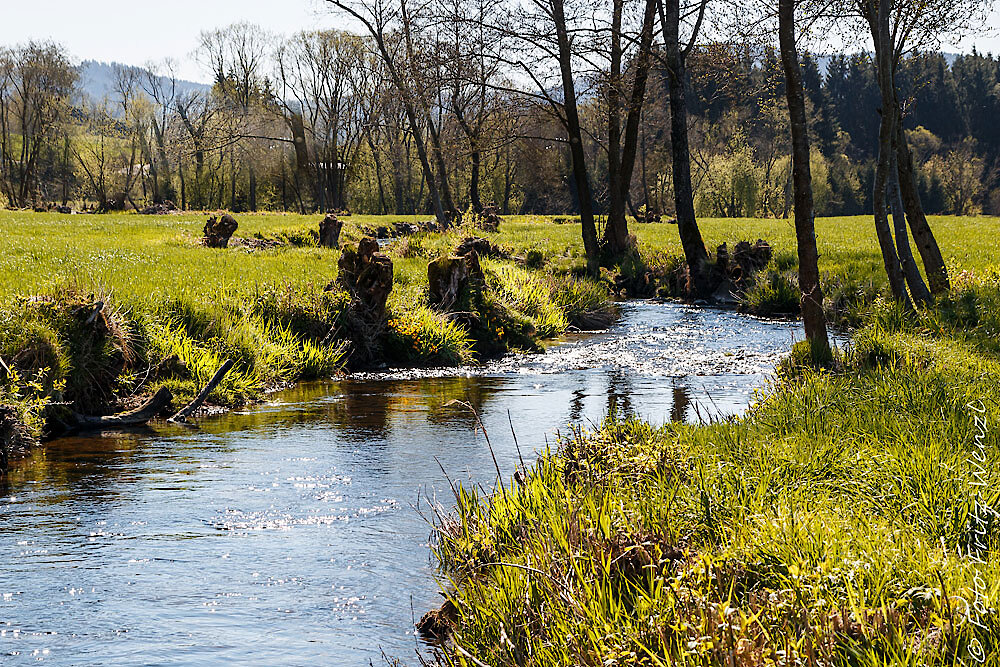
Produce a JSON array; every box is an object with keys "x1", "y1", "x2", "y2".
[
  {"x1": 168, "y1": 359, "x2": 234, "y2": 423},
  {"x1": 73, "y1": 386, "x2": 173, "y2": 429}
]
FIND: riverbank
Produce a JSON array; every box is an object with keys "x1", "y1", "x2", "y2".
[
  {"x1": 427, "y1": 273, "x2": 1000, "y2": 665},
  {"x1": 2, "y1": 211, "x2": 998, "y2": 472},
  {"x1": 0, "y1": 210, "x2": 621, "y2": 470}
]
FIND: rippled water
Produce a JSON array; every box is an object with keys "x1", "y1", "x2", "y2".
[{"x1": 0, "y1": 302, "x2": 802, "y2": 665}]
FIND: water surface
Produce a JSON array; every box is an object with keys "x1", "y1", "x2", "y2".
[{"x1": 0, "y1": 302, "x2": 802, "y2": 665}]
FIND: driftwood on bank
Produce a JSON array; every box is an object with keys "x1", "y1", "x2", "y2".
[
  {"x1": 72, "y1": 386, "x2": 173, "y2": 429},
  {"x1": 168, "y1": 359, "x2": 234, "y2": 423}
]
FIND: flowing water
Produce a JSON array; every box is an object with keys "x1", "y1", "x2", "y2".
[{"x1": 1, "y1": 301, "x2": 803, "y2": 665}]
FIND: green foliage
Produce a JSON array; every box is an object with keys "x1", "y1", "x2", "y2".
[
  {"x1": 525, "y1": 249, "x2": 545, "y2": 269},
  {"x1": 550, "y1": 277, "x2": 619, "y2": 330},
  {"x1": 485, "y1": 261, "x2": 568, "y2": 339}
]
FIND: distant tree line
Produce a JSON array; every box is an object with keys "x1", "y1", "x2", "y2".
[{"x1": 2, "y1": 33, "x2": 998, "y2": 219}]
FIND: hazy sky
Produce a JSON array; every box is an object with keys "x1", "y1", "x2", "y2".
[{"x1": 2, "y1": 0, "x2": 999, "y2": 82}]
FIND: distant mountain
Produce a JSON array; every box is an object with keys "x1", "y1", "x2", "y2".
[{"x1": 77, "y1": 60, "x2": 211, "y2": 103}]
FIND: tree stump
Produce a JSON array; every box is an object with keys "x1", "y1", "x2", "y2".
[
  {"x1": 428, "y1": 250, "x2": 484, "y2": 312},
  {"x1": 204, "y1": 214, "x2": 238, "y2": 248},
  {"x1": 477, "y1": 204, "x2": 501, "y2": 232},
  {"x1": 337, "y1": 237, "x2": 394, "y2": 364},
  {"x1": 732, "y1": 239, "x2": 772, "y2": 274},
  {"x1": 455, "y1": 236, "x2": 505, "y2": 259},
  {"x1": 319, "y1": 214, "x2": 343, "y2": 248}
]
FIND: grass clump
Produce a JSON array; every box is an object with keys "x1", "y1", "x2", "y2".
[
  {"x1": 484, "y1": 261, "x2": 568, "y2": 339},
  {"x1": 740, "y1": 268, "x2": 800, "y2": 316},
  {"x1": 385, "y1": 306, "x2": 474, "y2": 366},
  {"x1": 551, "y1": 277, "x2": 619, "y2": 330}
]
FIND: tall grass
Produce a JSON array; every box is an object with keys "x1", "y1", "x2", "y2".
[{"x1": 429, "y1": 275, "x2": 1000, "y2": 666}]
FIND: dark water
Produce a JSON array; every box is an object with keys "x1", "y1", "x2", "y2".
[{"x1": 0, "y1": 302, "x2": 802, "y2": 665}]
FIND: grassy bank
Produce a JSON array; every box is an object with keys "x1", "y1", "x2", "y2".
[
  {"x1": 0, "y1": 210, "x2": 618, "y2": 464},
  {"x1": 428, "y1": 270, "x2": 1000, "y2": 664}
]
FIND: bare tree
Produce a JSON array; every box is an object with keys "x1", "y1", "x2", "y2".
[
  {"x1": 198, "y1": 23, "x2": 273, "y2": 211},
  {"x1": 657, "y1": 0, "x2": 712, "y2": 294},
  {"x1": 324, "y1": 0, "x2": 451, "y2": 226},
  {"x1": 778, "y1": 0, "x2": 831, "y2": 357},
  {"x1": 602, "y1": 0, "x2": 659, "y2": 256},
  {"x1": 142, "y1": 60, "x2": 181, "y2": 204},
  {"x1": 848, "y1": 0, "x2": 993, "y2": 295},
  {"x1": 275, "y1": 30, "x2": 379, "y2": 212}
]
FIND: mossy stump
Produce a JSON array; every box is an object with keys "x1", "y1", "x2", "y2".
[
  {"x1": 428, "y1": 251, "x2": 484, "y2": 312},
  {"x1": 337, "y1": 237, "x2": 393, "y2": 364}
]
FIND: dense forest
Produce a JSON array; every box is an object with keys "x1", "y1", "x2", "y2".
[{"x1": 1, "y1": 32, "x2": 998, "y2": 219}]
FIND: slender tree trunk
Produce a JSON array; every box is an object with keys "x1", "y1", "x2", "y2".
[
  {"x1": 249, "y1": 163, "x2": 257, "y2": 212},
  {"x1": 604, "y1": 0, "x2": 626, "y2": 254},
  {"x1": 391, "y1": 130, "x2": 406, "y2": 214},
  {"x1": 778, "y1": 0, "x2": 831, "y2": 357},
  {"x1": 611, "y1": 0, "x2": 656, "y2": 247},
  {"x1": 660, "y1": 0, "x2": 710, "y2": 294},
  {"x1": 894, "y1": 118, "x2": 949, "y2": 294},
  {"x1": 553, "y1": 0, "x2": 599, "y2": 274},
  {"x1": 367, "y1": 128, "x2": 388, "y2": 214},
  {"x1": 179, "y1": 156, "x2": 186, "y2": 210},
  {"x1": 889, "y1": 148, "x2": 931, "y2": 305},
  {"x1": 604, "y1": 0, "x2": 656, "y2": 257},
  {"x1": 427, "y1": 119, "x2": 456, "y2": 218},
  {"x1": 469, "y1": 144, "x2": 482, "y2": 212},
  {"x1": 869, "y1": 0, "x2": 912, "y2": 308}
]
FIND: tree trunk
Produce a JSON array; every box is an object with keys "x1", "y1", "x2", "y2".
[
  {"x1": 869, "y1": 0, "x2": 912, "y2": 308},
  {"x1": 179, "y1": 156, "x2": 187, "y2": 210},
  {"x1": 778, "y1": 0, "x2": 831, "y2": 358},
  {"x1": 553, "y1": 0, "x2": 599, "y2": 275},
  {"x1": 894, "y1": 117, "x2": 950, "y2": 294},
  {"x1": 469, "y1": 145, "x2": 482, "y2": 212},
  {"x1": 249, "y1": 164, "x2": 257, "y2": 212},
  {"x1": 660, "y1": 0, "x2": 710, "y2": 295},
  {"x1": 427, "y1": 118, "x2": 456, "y2": 220},
  {"x1": 603, "y1": 0, "x2": 656, "y2": 257},
  {"x1": 889, "y1": 148, "x2": 932, "y2": 305},
  {"x1": 604, "y1": 0, "x2": 626, "y2": 255}
]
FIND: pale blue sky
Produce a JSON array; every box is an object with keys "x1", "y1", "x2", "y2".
[{"x1": 2, "y1": 0, "x2": 999, "y2": 82}]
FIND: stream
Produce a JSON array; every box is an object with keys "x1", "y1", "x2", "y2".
[{"x1": 0, "y1": 301, "x2": 803, "y2": 665}]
